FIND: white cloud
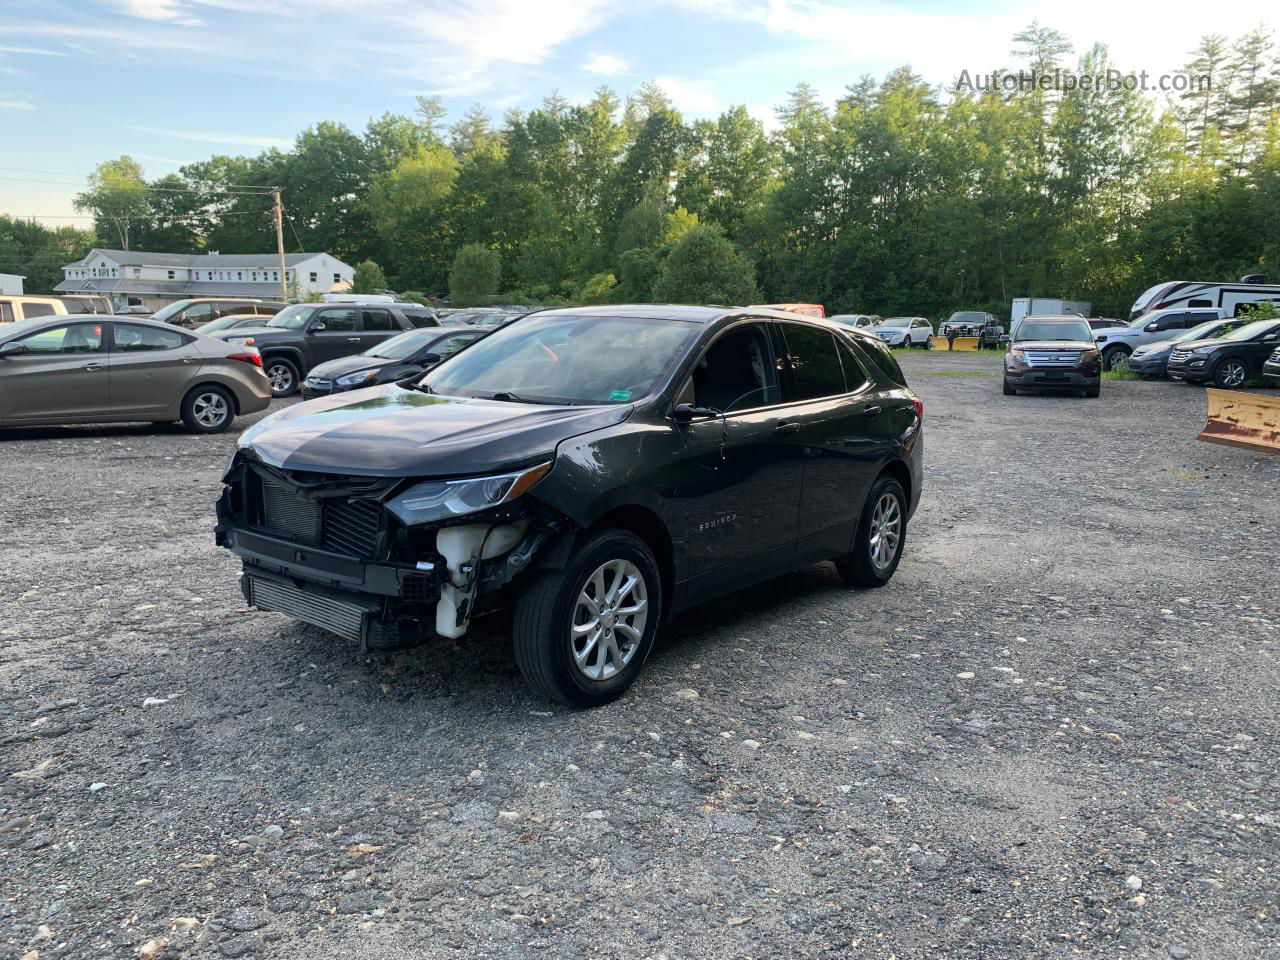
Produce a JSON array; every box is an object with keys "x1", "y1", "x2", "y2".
[
  {"x1": 655, "y1": 75, "x2": 720, "y2": 115},
  {"x1": 129, "y1": 125, "x2": 292, "y2": 148},
  {"x1": 108, "y1": 0, "x2": 202, "y2": 24},
  {"x1": 0, "y1": 45, "x2": 66, "y2": 56},
  {"x1": 0, "y1": 98, "x2": 36, "y2": 110},
  {"x1": 582, "y1": 52, "x2": 627, "y2": 76}
]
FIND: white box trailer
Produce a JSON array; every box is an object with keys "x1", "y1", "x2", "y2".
[{"x1": 1010, "y1": 298, "x2": 1091, "y2": 334}]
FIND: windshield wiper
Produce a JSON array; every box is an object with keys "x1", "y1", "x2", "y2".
[{"x1": 489, "y1": 391, "x2": 527, "y2": 402}]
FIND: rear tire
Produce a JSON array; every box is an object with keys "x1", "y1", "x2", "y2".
[
  {"x1": 264, "y1": 357, "x2": 300, "y2": 397},
  {"x1": 513, "y1": 530, "x2": 662, "y2": 707},
  {"x1": 836, "y1": 475, "x2": 908, "y2": 588},
  {"x1": 180, "y1": 385, "x2": 235, "y2": 433}
]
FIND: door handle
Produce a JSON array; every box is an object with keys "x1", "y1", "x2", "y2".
[
  {"x1": 182, "y1": 357, "x2": 198, "y2": 364},
  {"x1": 863, "y1": 405, "x2": 882, "y2": 418},
  {"x1": 774, "y1": 421, "x2": 800, "y2": 436},
  {"x1": 82, "y1": 362, "x2": 103, "y2": 372},
  {"x1": 347, "y1": 337, "x2": 361, "y2": 343}
]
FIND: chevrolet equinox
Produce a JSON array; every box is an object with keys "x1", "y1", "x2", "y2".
[{"x1": 216, "y1": 306, "x2": 924, "y2": 706}]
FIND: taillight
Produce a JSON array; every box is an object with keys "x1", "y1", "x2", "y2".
[
  {"x1": 911, "y1": 395, "x2": 924, "y2": 423},
  {"x1": 228, "y1": 352, "x2": 263, "y2": 367}
]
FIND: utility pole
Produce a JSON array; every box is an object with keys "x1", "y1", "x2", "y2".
[{"x1": 272, "y1": 187, "x2": 288, "y2": 301}]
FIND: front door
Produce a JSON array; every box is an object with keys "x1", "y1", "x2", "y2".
[
  {"x1": 668, "y1": 321, "x2": 803, "y2": 602},
  {"x1": 305, "y1": 307, "x2": 362, "y2": 367},
  {"x1": 777, "y1": 322, "x2": 894, "y2": 564},
  {"x1": 0, "y1": 321, "x2": 110, "y2": 423},
  {"x1": 106, "y1": 322, "x2": 200, "y2": 417}
]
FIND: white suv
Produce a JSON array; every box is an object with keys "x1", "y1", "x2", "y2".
[
  {"x1": 874, "y1": 316, "x2": 932, "y2": 348},
  {"x1": 1094, "y1": 306, "x2": 1225, "y2": 370}
]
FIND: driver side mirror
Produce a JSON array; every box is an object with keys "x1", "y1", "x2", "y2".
[
  {"x1": 309, "y1": 322, "x2": 326, "y2": 333},
  {"x1": 672, "y1": 402, "x2": 720, "y2": 422},
  {"x1": 1145, "y1": 322, "x2": 1161, "y2": 332},
  {"x1": 419, "y1": 352, "x2": 442, "y2": 366},
  {"x1": 0, "y1": 341, "x2": 27, "y2": 357}
]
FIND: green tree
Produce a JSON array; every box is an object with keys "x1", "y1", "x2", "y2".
[
  {"x1": 351, "y1": 259, "x2": 388, "y2": 293},
  {"x1": 652, "y1": 226, "x2": 758, "y2": 304},
  {"x1": 74, "y1": 156, "x2": 149, "y2": 249},
  {"x1": 449, "y1": 243, "x2": 501, "y2": 305}
]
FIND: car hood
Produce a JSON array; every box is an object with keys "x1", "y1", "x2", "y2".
[
  {"x1": 306, "y1": 355, "x2": 397, "y2": 379},
  {"x1": 1132, "y1": 341, "x2": 1178, "y2": 358},
  {"x1": 238, "y1": 383, "x2": 632, "y2": 477},
  {"x1": 1010, "y1": 340, "x2": 1097, "y2": 351},
  {"x1": 1171, "y1": 337, "x2": 1233, "y2": 351}
]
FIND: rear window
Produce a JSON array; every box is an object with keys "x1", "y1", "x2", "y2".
[{"x1": 845, "y1": 334, "x2": 907, "y2": 387}]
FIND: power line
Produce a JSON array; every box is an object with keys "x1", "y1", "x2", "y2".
[
  {"x1": 0, "y1": 175, "x2": 274, "y2": 197},
  {"x1": 19, "y1": 211, "x2": 273, "y2": 221},
  {"x1": 0, "y1": 166, "x2": 277, "y2": 191}
]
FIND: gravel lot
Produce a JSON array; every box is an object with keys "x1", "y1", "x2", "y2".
[{"x1": 3, "y1": 351, "x2": 1278, "y2": 959}]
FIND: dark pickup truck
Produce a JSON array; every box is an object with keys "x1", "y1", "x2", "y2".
[{"x1": 209, "y1": 301, "x2": 440, "y2": 396}]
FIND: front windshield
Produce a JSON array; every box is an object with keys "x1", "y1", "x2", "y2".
[
  {"x1": 267, "y1": 304, "x2": 319, "y2": 329},
  {"x1": 881, "y1": 317, "x2": 910, "y2": 328},
  {"x1": 422, "y1": 313, "x2": 698, "y2": 405},
  {"x1": 1014, "y1": 321, "x2": 1093, "y2": 342},
  {"x1": 149, "y1": 300, "x2": 190, "y2": 323},
  {"x1": 369, "y1": 330, "x2": 431, "y2": 360},
  {"x1": 1173, "y1": 319, "x2": 1228, "y2": 343},
  {"x1": 949, "y1": 312, "x2": 985, "y2": 322},
  {"x1": 1218, "y1": 319, "x2": 1279, "y2": 342}
]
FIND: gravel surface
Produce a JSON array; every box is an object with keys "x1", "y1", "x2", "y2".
[{"x1": 3, "y1": 352, "x2": 1278, "y2": 959}]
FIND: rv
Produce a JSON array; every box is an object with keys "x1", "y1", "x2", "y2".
[{"x1": 1128, "y1": 276, "x2": 1280, "y2": 321}]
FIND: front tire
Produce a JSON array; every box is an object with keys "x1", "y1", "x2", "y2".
[
  {"x1": 1213, "y1": 358, "x2": 1249, "y2": 389},
  {"x1": 836, "y1": 476, "x2": 908, "y2": 588},
  {"x1": 1003, "y1": 378, "x2": 1016, "y2": 396},
  {"x1": 1102, "y1": 347, "x2": 1130, "y2": 371},
  {"x1": 180, "y1": 385, "x2": 235, "y2": 433},
  {"x1": 513, "y1": 530, "x2": 662, "y2": 707},
  {"x1": 264, "y1": 357, "x2": 300, "y2": 397}
]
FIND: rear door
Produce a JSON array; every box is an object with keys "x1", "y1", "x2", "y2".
[
  {"x1": 0, "y1": 321, "x2": 109, "y2": 423},
  {"x1": 358, "y1": 308, "x2": 399, "y2": 352},
  {"x1": 777, "y1": 322, "x2": 894, "y2": 564},
  {"x1": 105, "y1": 322, "x2": 201, "y2": 417}
]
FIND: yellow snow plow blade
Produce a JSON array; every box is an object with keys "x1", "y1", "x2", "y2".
[
  {"x1": 928, "y1": 335, "x2": 950, "y2": 351},
  {"x1": 951, "y1": 336, "x2": 980, "y2": 352},
  {"x1": 1198, "y1": 389, "x2": 1280, "y2": 455}
]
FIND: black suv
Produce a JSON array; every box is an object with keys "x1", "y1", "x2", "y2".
[
  {"x1": 1167, "y1": 318, "x2": 1280, "y2": 387},
  {"x1": 209, "y1": 301, "x2": 440, "y2": 396},
  {"x1": 216, "y1": 306, "x2": 925, "y2": 706}
]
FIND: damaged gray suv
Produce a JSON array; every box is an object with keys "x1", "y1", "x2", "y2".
[{"x1": 215, "y1": 306, "x2": 924, "y2": 706}]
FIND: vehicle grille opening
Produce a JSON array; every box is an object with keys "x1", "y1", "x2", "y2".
[
  {"x1": 261, "y1": 479, "x2": 320, "y2": 544},
  {"x1": 257, "y1": 474, "x2": 383, "y2": 558},
  {"x1": 322, "y1": 499, "x2": 382, "y2": 557},
  {"x1": 247, "y1": 576, "x2": 365, "y2": 642},
  {"x1": 1024, "y1": 351, "x2": 1082, "y2": 367}
]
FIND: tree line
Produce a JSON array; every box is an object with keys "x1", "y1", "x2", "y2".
[{"x1": 5, "y1": 22, "x2": 1279, "y2": 317}]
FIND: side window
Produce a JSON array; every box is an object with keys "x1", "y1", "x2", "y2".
[
  {"x1": 432, "y1": 334, "x2": 477, "y2": 358},
  {"x1": 18, "y1": 323, "x2": 104, "y2": 354},
  {"x1": 846, "y1": 336, "x2": 906, "y2": 386},
  {"x1": 836, "y1": 339, "x2": 870, "y2": 391},
  {"x1": 1188, "y1": 299, "x2": 1213, "y2": 308},
  {"x1": 23, "y1": 302, "x2": 56, "y2": 320},
  {"x1": 0, "y1": 301, "x2": 13, "y2": 324},
  {"x1": 184, "y1": 302, "x2": 215, "y2": 324},
  {"x1": 113, "y1": 323, "x2": 187, "y2": 352},
  {"x1": 689, "y1": 323, "x2": 782, "y2": 412},
  {"x1": 783, "y1": 324, "x2": 847, "y2": 400},
  {"x1": 404, "y1": 311, "x2": 438, "y2": 329},
  {"x1": 361, "y1": 309, "x2": 395, "y2": 331},
  {"x1": 315, "y1": 308, "x2": 356, "y2": 331}
]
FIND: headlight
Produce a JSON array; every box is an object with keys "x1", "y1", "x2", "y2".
[
  {"x1": 386, "y1": 462, "x2": 552, "y2": 526},
  {"x1": 1080, "y1": 349, "x2": 1101, "y2": 362},
  {"x1": 1192, "y1": 345, "x2": 1216, "y2": 354},
  {"x1": 336, "y1": 370, "x2": 378, "y2": 387},
  {"x1": 1009, "y1": 348, "x2": 1027, "y2": 359}
]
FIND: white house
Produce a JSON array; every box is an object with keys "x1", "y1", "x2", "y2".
[
  {"x1": 0, "y1": 273, "x2": 23, "y2": 295},
  {"x1": 55, "y1": 249, "x2": 355, "y2": 310}
]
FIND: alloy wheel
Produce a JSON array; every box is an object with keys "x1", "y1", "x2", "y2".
[
  {"x1": 571, "y1": 559, "x2": 648, "y2": 681},
  {"x1": 192, "y1": 391, "x2": 229, "y2": 428},
  {"x1": 1219, "y1": 360, "x2": 1247, "y2": 388},
  {"x1": 868, "y1": 492, "x2": 902, "y2": 572},
  {"x1": 267, "y1": 363, "x2": 294, "y2": 393}
]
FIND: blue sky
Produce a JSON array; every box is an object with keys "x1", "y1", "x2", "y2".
[{"x1": 0, "y1": 0, "x2": 1271, "y2": 225}]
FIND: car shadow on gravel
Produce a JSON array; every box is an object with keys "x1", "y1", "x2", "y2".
[{"x1": 0, "y1": 423, "x2": 198, "y2": 441}]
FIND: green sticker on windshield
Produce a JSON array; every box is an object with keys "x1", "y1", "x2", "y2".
[{"x1": 608, "y1": 389, "x2": 632, "y2": 402}]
